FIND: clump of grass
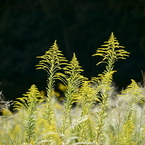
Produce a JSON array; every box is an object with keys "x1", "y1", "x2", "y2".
[
  {"x1": 0, "y1": 91, "x2": 13, "y2": 114},
  {"x1": 2, "y1": 33, "x2": 145, "y2": 145}
]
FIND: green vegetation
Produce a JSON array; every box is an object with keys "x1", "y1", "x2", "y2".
[{"x1": 1, "y1": 33, "x2": 145, "y2": 144}]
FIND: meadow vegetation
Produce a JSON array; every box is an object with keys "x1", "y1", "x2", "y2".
[{"x1": 1, "y1": 33, "x2": 145, "y2": 145}]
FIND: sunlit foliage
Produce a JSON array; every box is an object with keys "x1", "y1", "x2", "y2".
[{"x1": 1, "y1": 33, "x2": 145, "y2": 145}]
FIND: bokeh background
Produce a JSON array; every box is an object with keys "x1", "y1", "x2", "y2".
[{"x1": 1, "y1": 0, "x2": 145, "y2": 100}]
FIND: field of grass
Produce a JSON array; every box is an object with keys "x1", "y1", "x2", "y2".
[{"x1": 1, "y1": 33, "x2": 145, "y2": 145}]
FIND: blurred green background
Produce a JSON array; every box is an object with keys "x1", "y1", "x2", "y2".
[{"x1": 0, "y1": 0, "x2": 145, "y2": 100}]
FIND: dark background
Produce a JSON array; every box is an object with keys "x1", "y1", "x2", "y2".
[{"x1": 0, "y1": 0, "x2": 145, "y2": 100}]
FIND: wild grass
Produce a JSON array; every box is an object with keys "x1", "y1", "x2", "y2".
[{"x1": 0, "y1": 33, "x2": 145, "y2": 144}]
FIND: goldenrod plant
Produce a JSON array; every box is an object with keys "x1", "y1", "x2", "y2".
[
  {"x1": 92, "y1": 32, "x2": 130, "y2": 144},
  {"x1": 119, "y1": 79, "x2": 145, "y2": 145},
  {"x1": 74, "y1": 80, "x2": 99, "y2": 143},
  {"x1": 36, "y1": 40, "x2": 67, "y2": 144},
  {"x1": 13, "y1": 84, "x2": 44, "y2": 144},
  {"x1": 58, "y1": 53, "x2": 86, "y2": 143},
  {"x1": 2, "y1": 33, "x2": 145, "y2": 144}
]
